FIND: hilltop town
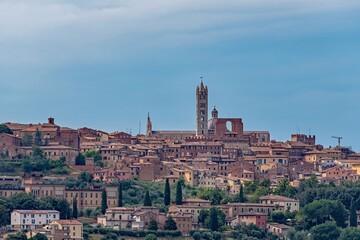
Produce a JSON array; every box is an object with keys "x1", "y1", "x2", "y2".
[{"x1": 1, "y1": 82, "x2": 360, "y2": 240}]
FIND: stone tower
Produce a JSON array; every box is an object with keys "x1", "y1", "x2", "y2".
[
  {"x1": 146, "y1": 113, "x2": 152, "y2": 136},
  {"x1": 196, "y1": 81, "x2": 208, "y2": 136}
]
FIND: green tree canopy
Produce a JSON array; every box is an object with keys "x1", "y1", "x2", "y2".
[
  {"x1": 148, "y1": 219, "x2": 158, "y2": 231},
  {"x1": 32, "y1": 146, "x2": 44, "y2": 159},
  {"x1": 22, "y1": 132, "x2": 33, "y2": 146},
  {"x1": 75, "y1": 153, "x2": 86, "y2": 165},
  {"x1": 6, "y1": 232, "x2": 27, "y2": 240},
  {"x1": 101, "y1": 189, "x2": 108, "y2": 214},
  {"x1": 0, "y1": 124, "x2": 13, "y2": 134},
  {"x1": 33, "y1": 233, "x2": 48, "y2": 240},
  {"x1": 274, "y1": 178, "x2": 298, "y2": 198},
  {"x1": 72, "y1": 197, "x2": 78, "y2": 219},
  {"x1": 310, "y1": 222, "x2": 341, "y2": 240},
  {"x1": 144, "y1": 190, "x2": 152, "y2": 206},
  {"x1": 164, "y1": 178, "x2": 171, "y2": 206},
  {"x1": 144, "y1": 234, "x2": 157, "y2": 240},
  {"x1": 350, "y1": 198, "x2": 357, "y2": 227},
  {"x1": 198, "y1": 207, "x2": 226, "y2": 231},
  {"x1": 34, "y1": 128, "x2": 42, "y2": 146},
  {"x1": 271, "y1": 211, "x2": 286, "y2": 224},
  {"x1": 339, "y1": 227, "x2": 360, "y2": 240},
  {"x1": 208, "y1": 206, "x2": 220, "y2": 231},
  {"x1": 297, "y1": 199, "x2": 347, "y2": 229},
  {"x1": 175, "y1": 181, "x2": 183, "y2": 205},
  {"x1": 164, "y1": 215, "x2": 177, "y2": 230},
  {"x1": 237, "y1": 184, "x2": 246, "y2": 203},
  {"x1": 78, "y1": 171, "x2": 93, "y2": 183},
  {"x1": 192, "y1": 232, "x2": 201, "y2": 240}
]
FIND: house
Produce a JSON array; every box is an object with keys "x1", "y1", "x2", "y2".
[
  {"x1": 170, "y1": 212, "x2": 193, "y2": 235},
  {"x1": 259, "y1": 195, "x2": 300, "y2": 212},
  {"x1": 267, "y1": 223, "x2": 293, "y2": 237},
  {"x1": 226, "y1": 203, "x2": 284, "y2": 218},
  {"x1": 97, "y1": 207, "x2": 135, "y2": 229},
  {"x1": 226, "y1": 212, "x2": 267, "y2": 228},
  {"x1": 50, "y1": 220, "x2": 83, "y2": 240},
  {"x1": 11, "y1": 210, "x2": 60, "y2": 230}
]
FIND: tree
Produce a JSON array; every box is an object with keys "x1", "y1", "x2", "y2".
[
  {"x1": 144, "y1": 234, "x2": 157, "y2": 240},
  {"x1": 33, "y1": 233, "x2": 48, "y2": 240},
  {"x1": 0, "y1": 204, "x2": 11, "y2": 227},
  {"x1": 148, "y1": 219, "x2": 158, "y2": 231},
  {"x1": 118, "y1": 183, "x2": 123, "y2": 207},
  {"x1": 198, "y1": 209, "x2": 209, "y2": 226},
  {"x1": 192, "y1": 232, "x2": 201, "y2": 240},
  {"x1": 271, "y1": 211, "x2": 286, "y2": 224},
  {"x1": 310, "y1": 222, "x2": 340, "y2": 240},
  {"x1": 101, "y1": 189, "x2": 108, "y2": 214},
  {"x1": 208, "y1": 207, "x2": 220, "y2": 231},
  {"x1": 197, "y1": 187, "x2": 225, "y2": 205},
  {"x1": 34, "y1": 128, "x2": 42, "y2": 146},
  {"x1": 175, "y1": 181, "x2": 183, "y2": 205},
  {"x1": 238, "y1": 184, "x2": 245, "y2": 203},
  {"x1": 6, "y1": 232, "x2": 27, "y2": 240},
  {"x1": 144, "y1": 190, "x2": 152, "y2": 206},
  {"x1": 22, "y1": 132, "x2": 33, "y2": 146},
  {"x1": 164, "y1": 215, "x2": 177, "y2": 230},
  {"x1": 57, "y1": 199, "x2": 71, "y2": 219},
  {"x1": 75, "y1": 153, "x2": 86, "y2": 165},
  {"x1": 275, "y1": 178, "x2": 297, "y2": 198},
  {"x1": 78, "y1": 171, "x2": 93, "y2": 183},
  {"x1": 72, "y1": 197, "x2": 78, "y2": 219},
  {"x1": 0, "y1": 124, "x2": 13, "y2": 134},
  {"x1": 350, "y1": 198, "x2": 357, "y2": 227},
  {"x1": 164, "y1": 178, "x2": 171, "y2": 206},
  {"x1": 84, "y1": 150, "x2": 103, "y2": 166},
  {"x1": 213, "y1": 232, "x2": 222, "y2": 240},
  {"x1": 339, "y1": 228, "x2": 360, "y2": 240},
  {"x1": 297, "y1": 199, "x2": 347, "y2": 229},
  {"x1": 32, "y1": 146, "x2": 44, "y2": 159}
]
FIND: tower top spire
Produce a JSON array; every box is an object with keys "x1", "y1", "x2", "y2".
[
  {"x1": 146, "y1": 112, "x2": 152, "y2": 136},
  {"x1": 197, "y1": 77, "x2": 207, "y2": 93}
]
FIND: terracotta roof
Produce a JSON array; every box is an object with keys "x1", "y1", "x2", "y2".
[
  {"x1": 54, "y1": 220, "x2": 82, "y2": 225},
  {"x1": 259, "y1": 195, "x2": 298, "y2": 202},
  {"x1": 183, "y1": 198, "x2": 211, "y2": 203},
  {"x1": 13, "y1": 210, "x2": 59, "y2": 214}
]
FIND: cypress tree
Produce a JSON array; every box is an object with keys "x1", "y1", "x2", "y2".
[
  {"x1": 148, "y1": 219, "x2": 158, "y2": 231},
  {"x1": 238, "y1": 184, "x2": 245, "y2": 203},
  {"x1": 34, "y1": 128, "x2": 42, "y2": 146},
  {"x1": 208, "y1": 207, "x2": 219, "y2": 231},
  {"x1": 175, "y1": 181, "x2": 183, "y2": 205},
  {"x1": 118, "y1": 183, "x2": 123, "y2": 207},
  {"x1": 144, "y1": 190, "x2": 152, "y2": 206},
  {"x1": 164, "y1": 178, "x2": 171, "y2": 206},
  {"x1": 72, "y1": 197, "x2": 78, "y2": 219},
  {"x1": 164, "y1": 215, "x2": 177, "y2": 230},
  {"x1": 350, "y1": 198, "x2": 357, "y2": 227},
  {"x1": 101, "y1": 189, "x2": 108, "y2": 214}
]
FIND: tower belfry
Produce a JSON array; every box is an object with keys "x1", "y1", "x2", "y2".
[
  {"x1": 146, "y1": 113, "x2": 152, "y2": 136},
  {"x1": 196, "y1": 79, "x2": 208, "y2": 136}
]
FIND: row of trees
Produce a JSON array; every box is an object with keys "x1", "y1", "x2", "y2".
[{"x1": 0, "y1": 193, "x2": 72, "y2": 226}]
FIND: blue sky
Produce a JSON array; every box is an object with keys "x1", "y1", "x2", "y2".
[{"x1": 1, "y1": 0, "x2": 360, "y2": 149}]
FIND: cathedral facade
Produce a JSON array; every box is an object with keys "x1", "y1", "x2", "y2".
[{"x1": 146, "y1": 81, "x2": 269, "y2": 144}]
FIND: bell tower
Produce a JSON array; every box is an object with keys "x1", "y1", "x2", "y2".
[
  {"x1": 196, "y1": 79, "x2": 208, "y2": 136},
  {"x1": 146, "y1": 113, "x2": 152, "y2": 136}
]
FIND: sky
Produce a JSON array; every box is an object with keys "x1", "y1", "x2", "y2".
[{"x1": 1, "y1": 0, "x2": 360, "y2": 149}]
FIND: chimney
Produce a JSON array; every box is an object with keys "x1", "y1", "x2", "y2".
[{"x1": 48, "y1": 117, "x2": 55, "y2": 125}]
